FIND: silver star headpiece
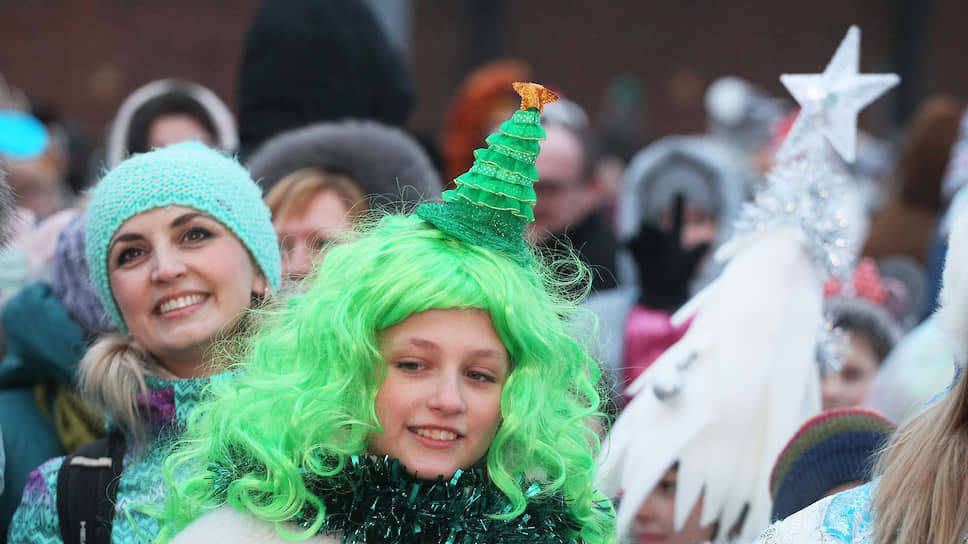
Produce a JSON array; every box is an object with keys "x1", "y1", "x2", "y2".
[
  {"x1": 777, "y1": 25, "x2": 900, "y2": 163},
  {"x1": 734, "y1": 25, "x2": 899, "y2": 282}
]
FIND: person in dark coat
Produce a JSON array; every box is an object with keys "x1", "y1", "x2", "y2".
[{"x1": 237, "y1": 0, "x2": 416, "y2": 159}]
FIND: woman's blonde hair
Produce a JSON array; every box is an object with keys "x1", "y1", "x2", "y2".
[
  {"x1": 872, "y1": 368, "x2": 968, "y2": 543},
  {"x1": 264, "y1": 167, "x2": 367, "y2": 223},
  {"x1": 77, "y1": 333, "x2": 175, "y2": 445},
  {"x1": 77, "y1": 304, "x2": 261, "y2": 446}
]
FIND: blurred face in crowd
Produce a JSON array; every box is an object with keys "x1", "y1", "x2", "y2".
[
  {"x1": 108, "y1": 206, "x2": 266, "y2": 377},
  {"x1": 273, "y1": 188, "x2": 354, "y2": 281},
  {"x1": 147, "y1": 113, "x2": 215, "y2": 150},
  {"x1": 657, "y1": 204, "x2": 718, "y2": 251},
  {"x1": 530, "y1": 124, "x2": 595, "y2": 243},
  {"x1": 630, "y1": 465, "x2": 717, "y2": 544},
  {"x1": 370, "y1": 309, "x2": 508, "y2": 479},
  {"x1": 6, "y1": 153, "x2": 66, "y2": 219},
  {"x1": 821, "y1": 331, "x2": 880, "y2": 411}
]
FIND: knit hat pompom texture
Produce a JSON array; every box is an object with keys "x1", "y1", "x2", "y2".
[{"x1": 86, "y1": 142, "x2": 281, "y2": 330}]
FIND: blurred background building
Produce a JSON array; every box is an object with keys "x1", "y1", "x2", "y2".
[{"x1": 0, "y1": 0, "x2": 960, "y2": 161}]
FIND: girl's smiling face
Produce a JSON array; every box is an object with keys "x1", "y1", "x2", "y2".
[{"x1": 369, "y1": 309, "x2": 508, "y2": 479}]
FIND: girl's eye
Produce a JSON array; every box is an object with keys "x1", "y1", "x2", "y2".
[
  {"x1": 658, "y1": 478, "x2": 676, "y2": 494},
  {"x1": 396, "y1": 361, "x2": 423, "y2": 371},
  {"x1": 183, "y1": 226, "x2": 214, "y2": 243},
  {"x1": 467, "y1": 370, "x2": 497, "y2": 383},
  {"x1": 116, "y1": 247, "x2": 144, "y2": 266}
]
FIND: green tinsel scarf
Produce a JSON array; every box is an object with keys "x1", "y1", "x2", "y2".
[{"x1": 209, "y1": 454, "x2": 596, "y2": 544}]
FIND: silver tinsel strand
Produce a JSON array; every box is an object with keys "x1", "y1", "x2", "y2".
[
  {"x1": 816, "y1": 318, "x2": 850, "y2": 373},
  {"x1": 732, "y1": 150, "x2": 857, "y2": 283}
]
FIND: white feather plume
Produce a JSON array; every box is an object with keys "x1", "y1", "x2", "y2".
[{"x1": 599, "y1": 227, "x2": 823, "y2": 540}]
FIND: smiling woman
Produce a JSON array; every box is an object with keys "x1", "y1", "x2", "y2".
[
  {"x1": 7, "y1": 142, "x2": 281, "y2": 544},
  {"x1": 106, "y1": 207, "x2": 267, "y2": 377}
]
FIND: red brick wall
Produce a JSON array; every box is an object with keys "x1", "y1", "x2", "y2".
[
  {"x1": 1, "y1": 0, "x2": 262, "y2": 138},
  {"x1": 2, "y1": 1, "x2": 966, "y2": 151}
]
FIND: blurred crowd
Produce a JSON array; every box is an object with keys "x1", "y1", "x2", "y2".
[{"x1": 1, "y1": 2, "x2": 966, "y2": 543}]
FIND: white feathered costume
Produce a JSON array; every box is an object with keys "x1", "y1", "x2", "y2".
[
  {"x1": 598, "y1": 221, "x2": 825, "y2": 540},
  {"x1": 598, "y1": 25, "x2": 899, "y2": 542}
]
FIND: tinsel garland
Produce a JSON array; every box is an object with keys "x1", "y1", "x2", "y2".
[
  {"x1": 209, "y1": 454, "x2": 592, "y2": 544},
  {"x1": 731, "y1": 152, "x2": 856, "y2": 283}
]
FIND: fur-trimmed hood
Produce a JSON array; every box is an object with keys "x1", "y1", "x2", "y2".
[
  {"x1": 105, "y1": 79, "x2": 237, "y2": 169},
  {"x1": 245, "y1": 119, "x2": 442, "y2": 211},
  {"x1": 617, "y1": 135, "x2": 745, "y2": 246}
]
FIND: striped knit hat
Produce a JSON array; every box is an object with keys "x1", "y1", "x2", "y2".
[
  {"x1": 769, "y1": 408, "x2": 895, "y2": 521},
  {"x1": 86, "y1": 142, "x2": 281, "y2": 330}
]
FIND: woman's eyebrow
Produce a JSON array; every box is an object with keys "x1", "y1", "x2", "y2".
[
  {"x1": 170, "y1": 212, "x2": 208, "y2": 228},
  {"x1": 108, "y1": 232, "x2": 144, "y2": 254}
]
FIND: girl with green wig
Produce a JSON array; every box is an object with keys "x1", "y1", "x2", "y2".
[{"x1": 155, "y1": 83, "x2": 615, "y2": 544}]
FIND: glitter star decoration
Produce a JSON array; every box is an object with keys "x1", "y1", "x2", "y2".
[
  {"x1": 777, "y1": 25, "x2": 899, "y2": 164},
  {"x1": 512, "y1": 82, "x2": 558, "y2": 113}
]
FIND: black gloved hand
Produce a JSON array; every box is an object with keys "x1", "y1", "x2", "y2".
[{"x1": 626, "y1": 194, "x2": 711, "y2": 311}]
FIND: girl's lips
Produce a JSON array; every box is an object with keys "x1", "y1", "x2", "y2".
[{"x1": 409, "y1": 427, "x2": 462, "y2": 448}]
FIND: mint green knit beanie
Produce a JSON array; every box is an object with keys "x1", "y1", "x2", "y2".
[{"x1": 85, "y1": 141, "x2": 281, "y2": 331}]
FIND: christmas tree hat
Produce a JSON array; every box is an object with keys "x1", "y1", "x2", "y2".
[{"x1": 416, "y1": 82, "x2": 558, "y2": 265}]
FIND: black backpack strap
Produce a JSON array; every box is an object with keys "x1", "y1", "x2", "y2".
[{"x1": 56, "y1": 431, "x2": 125, "y2": 544}]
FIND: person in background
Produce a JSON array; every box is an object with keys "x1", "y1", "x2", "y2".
[
  {"x1": 768, "y1": 408, "x2": 895, "y2": 522},
  {"x1": 105, "y1": 79, "x2": 237, "y2": 169},
  {"x1": 7, "y1": 142, "x2": 280, "y2": 544},
  {"x1": 247, "y1": 120, "x2": 441, "y2": 282},
  {"x1": 246, "y1": 119, "x2": 440, "y2": 202},
  {"x1": 820, "y1": 259, "x2": 904, "y2": 411},
  {"x1": 438, "y1": 59, "x2": 532, "y2": 187},
  {"x1": 0, "y1": 101, "x2": 48, "y2": 542},
  {"x1": 582, "y1": 136, "x2": 746, "y2": 398},
  {"x1": 861, "y1": 95, "x2": 962, "y2": 266},
  {"x1": 0, "y1": 212, "x2": 109, "y2": 539},
  {"x1": 264, "y1": 168, "x2": 364, "y2": 282},
  {"x1": 530, "y1": 97, "x2": 619, "y2": 293},
  {"x1": 236, "y1": 0, "x2": 415, "y2": 159}
]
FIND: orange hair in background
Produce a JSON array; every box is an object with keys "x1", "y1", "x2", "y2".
[{"x1": 439, "y1": 59, "x2": 532, "y2": 187}]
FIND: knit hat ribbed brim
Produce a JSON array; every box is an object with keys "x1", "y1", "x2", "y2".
[{"x1": 85, "y1": 142, "x2": 281, "y2": 330}]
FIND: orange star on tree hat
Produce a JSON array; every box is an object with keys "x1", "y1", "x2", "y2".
[{"x1": 416, "y1": 82, "x2": 557, "y2": 265}]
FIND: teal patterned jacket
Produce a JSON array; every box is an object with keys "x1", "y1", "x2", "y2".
[{"x1": 7, "y1": 375, "x2": 225, "y2": 544}]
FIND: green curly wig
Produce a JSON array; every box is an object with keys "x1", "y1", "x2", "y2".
[{"x1": 155, "y1": 214, "x2": 614, "y2": 543}]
